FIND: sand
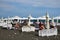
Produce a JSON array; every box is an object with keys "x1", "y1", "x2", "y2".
[{"x1": 0, "y1": 26, "x2": 60, "y2": 40}]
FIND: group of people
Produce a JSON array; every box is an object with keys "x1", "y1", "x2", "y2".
[
  {"x1": 34, "y1": 21, "x2": 55, "y2": 30},
  {"x1": 11, "y1": 20, "x2": 55, "y2": 30}
]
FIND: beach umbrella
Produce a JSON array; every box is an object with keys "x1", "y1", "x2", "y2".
[
  {"x1": 38, "y1": 16, "x2": 45, "y2": 20},
  {"x1": 46, "y1": 12, "x2": 50, "y2": 29},
  {"x1": 52, "y1": 17, "x2": 55, "y2": 26},
  {"x1": 11, "y1": 16, "x2": 21, "y2": 19},
  {"x1": 54, "y1": 16, "x2": 60, "y2": 19}
]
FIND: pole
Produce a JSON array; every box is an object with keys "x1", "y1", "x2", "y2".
[
  {"x1": 57, "y1": 18, "x2": 58, "y2": 25},
  {"x1": 28, "y1": 16, "x2": 30, "y2": 26},
  {"x1": 28, "y1": 14, "x2": 31, "y2": 26},
  {"x1": 52, "y1": 17, "x2": 55, "y2": 26},
  {"x1": 46, "y1": 12, "x2": 50, "y2": 29}
]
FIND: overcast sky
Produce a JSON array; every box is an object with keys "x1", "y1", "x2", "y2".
[{"x1": 0, "y1": 0, "x2": 60, "y2": 18}]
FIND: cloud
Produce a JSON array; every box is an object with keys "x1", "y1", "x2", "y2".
[
  {"x1": 1, "y1": 0, "x2": 60, "y2": 8},
  {"x1": 0, "y1": 2, "x2": 19, "y2": 12},
  {"x1": 0, "y1": 4, "x2": 13, "y2": 10}
]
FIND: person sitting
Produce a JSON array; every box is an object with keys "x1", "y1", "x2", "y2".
[
  {"x1": 39, "y1": 22, "x2": 45, "y2": 30},
  {"x1": 14, "y1": 23, "x2": 20, "y2": 29}
]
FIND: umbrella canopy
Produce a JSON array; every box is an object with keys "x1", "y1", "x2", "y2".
[
  {"x1": 54, "y1": 16, "x2": 60, "y2": 19},
  {"x1": 38, "y1": 16, "x2": 51, "y2": 20},
  {"x1": 22, "y1": 17, "x2": 28, "y2": 20},
  {"x1": 28, "y1": 14, "x2": 37, "y2": 20},
  {"x1": 11, "y1": 16, "x2": 22, "y2": 20}
]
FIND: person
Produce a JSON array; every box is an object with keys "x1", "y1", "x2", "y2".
[
  {"x1": 14, "y1": 22, "x2": 20, "y2": 29},
  {"x1": 39, "y1": 22, "x2": 45, "y2": 30}
]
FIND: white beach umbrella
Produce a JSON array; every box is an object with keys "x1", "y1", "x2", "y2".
[
  {"x1": 46, "y1": 12, "x2": 50, "y2": 29},
  {"x1": 11, "y1": 16, "x2": 22, "y2": 20},
  {"x1": 38, "y1": 16, "x2": 46, "y2": 20},
  {"x1": 22, "y1": 17, "x2": 28, "y2": 20},
  {"x1": 54, "y1": 16, "x2": 60, "y2": 19},
  {"x1": 38, "y1": 16, "x2": 51, "y2": 20},
  {"x1": 52, "y1": 17, "x2": 55, "y2": 26}
]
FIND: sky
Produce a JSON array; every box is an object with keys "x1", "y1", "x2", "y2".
[{"x1": 0, "y1": 0, "x2": 60, "y2": 18}]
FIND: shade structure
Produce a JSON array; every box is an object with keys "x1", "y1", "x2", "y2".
[
  {"x1": 11, "y1": 16, "x2": 22, "y2": 20},
  {"x1": 54, "y1": 16, "x2": 60, "y2": 19},
  {"x1": 52, "y1": 17, "x2": 55, "y2": 26},
  {"x1": 38, "y1": 16, "x2": 51, "y2": 20}
]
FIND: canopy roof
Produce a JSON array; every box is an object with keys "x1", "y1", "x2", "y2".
[
  {"x1": 38, "y1": 16, "x2": 51, "y2": 20},
  {"x1": 54, "y1": 16, "x2": 60, "y2": 19},
  {"x1": 11, "y1": 16, "x2": 22, "y2": 19}
]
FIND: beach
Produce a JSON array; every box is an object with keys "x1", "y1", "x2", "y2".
[{"x1": 0, "y1": 26, "x2": 60, "y2": 40}]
